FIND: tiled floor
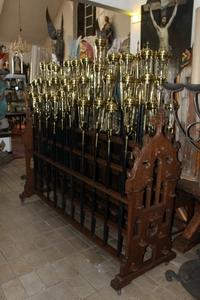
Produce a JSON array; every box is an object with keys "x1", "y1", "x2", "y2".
[{"x1": 0, "y1": 158, "x2": 197, "y2": 299}]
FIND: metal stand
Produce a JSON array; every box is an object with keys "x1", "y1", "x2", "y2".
[{"x1": 166, "y1": 250, "x2": 200, "y2": 300}]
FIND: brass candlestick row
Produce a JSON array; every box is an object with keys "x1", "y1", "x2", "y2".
[{"x1": 29, "y1": 40, "x2": 171, "y2": 148}]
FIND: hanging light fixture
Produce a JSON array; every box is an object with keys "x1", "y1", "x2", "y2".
[{"x1": 10, "y1": 0, "x2": 31, "y2": 55}]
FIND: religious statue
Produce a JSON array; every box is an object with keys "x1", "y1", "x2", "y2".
[
  {"x1": 179, "y1": 47, "x2": 192, "y2": 69},
  {"x1": 101, "y1": 16, "x2": 114, "y2": 49},
  {"x1": 13, "y1": 55, "x2": 22, "y2": 74},
  {"x1": 176, "y1": 48, "x2": 192, "y2": 143},
  {"x1": 46, "y1": 8, "x2": 64, "y2": 65},
  {"x1": 175, "y1": 47, "x2": 200, "y2": 181},
  {"x1": 149, "y1": 0, "x2": 178, "y2": 51}
]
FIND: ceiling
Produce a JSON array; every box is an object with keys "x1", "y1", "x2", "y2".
[{"x1": 0, "y1": 0, "x2": 64, "y2": 46}]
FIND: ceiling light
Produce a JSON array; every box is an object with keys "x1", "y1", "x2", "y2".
[{"x1": 10, "y1": 0, "x2": 31, "y2": 54}]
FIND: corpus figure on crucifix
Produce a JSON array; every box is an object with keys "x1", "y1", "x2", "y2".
[{"x1": 149, "y1": 0, "x2": 178, "y2": 51}]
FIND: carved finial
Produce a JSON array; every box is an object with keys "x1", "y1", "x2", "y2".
[
  {"x1": 133, "y1": 145, "x2": 140, "y2": 159},
  {"x1": 143, "y1": 134, "x2": 150, "y2": 146},
  {"x1": 151, "y1": 109, "x2": 166, "y2": 134}
]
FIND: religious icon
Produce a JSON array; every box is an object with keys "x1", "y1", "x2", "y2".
[
  {"x1": 79, "y1": 40, "x2": 94, "y2": 61},
  {"x1": 149, "y1": 0, "x2": 178, "y2": 51},
  {"x1": 141, "y1": 0, "x2": 193, "y2": 60},
  {"x1": 100, "y1": 16, "x2": 114, "y2": 49}
]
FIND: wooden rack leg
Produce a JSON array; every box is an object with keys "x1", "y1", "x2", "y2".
[{"x1": 19, "y1": 117, "x2": 35, "y2": 202}]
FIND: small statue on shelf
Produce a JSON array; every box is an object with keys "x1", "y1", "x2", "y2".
[
  {"x1": 101, "y1": 16, "x2": 114, "y2": 49},
  {"x1": 13, "y1": 55, "x2": 21, "y2": 74}
]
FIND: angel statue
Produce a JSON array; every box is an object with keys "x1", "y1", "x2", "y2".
[{"x1": 46, "y1": 8, "x2": 64, "y2": 65}]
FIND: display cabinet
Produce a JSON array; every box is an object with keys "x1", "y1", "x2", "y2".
[
  {"x1": 5, "y1": 73, "x2": 26, "y2": 112},
  {"x1": 4, "y1": 74, "x2": 26, "y2": 131}
]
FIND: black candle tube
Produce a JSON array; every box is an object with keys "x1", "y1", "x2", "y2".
[
  {"x1": 93, "y1": 129, "x2": 99, "y2": 181},
  {"x1": 136, "y1": 103, "x2": 145, "y2": 145},
  {"x1": 106, "y1": 135, "x2": 111, "y2": 188},
  {"x1": 121, "y1": 134, "x2": 128, "y2": 196},
  {"x1": 81, "y1": 130, "x2": 85, "y2": 174}
]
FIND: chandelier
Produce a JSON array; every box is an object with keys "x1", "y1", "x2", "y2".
[{"x1": 10, "y1": 0, "x2": 31, "y2": 54}]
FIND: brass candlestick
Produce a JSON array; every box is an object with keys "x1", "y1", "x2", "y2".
[
  {"x1": 140, "y1": 43, "x2": 154, "y2": 77},
  {"x1": 77, "y1": 75, "x2": 91, "y2": 170},
  {"x1": 122, "y1": 75, "x2": 137, "y2": 137},
  {"x1": 95, "y1": 37, "x2": 107, "y2": 64},
  {"x1": 155, "y1": 49, "x2": 169, "y2": 84}
]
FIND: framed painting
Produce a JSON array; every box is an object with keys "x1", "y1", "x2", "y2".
[{"x1": 141, "y1": 0, "x2": 194, "y2": 60}]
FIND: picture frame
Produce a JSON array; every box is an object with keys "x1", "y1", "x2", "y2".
[{"x1": 141, "y1": 0, "x2": 194, "y2": 60}]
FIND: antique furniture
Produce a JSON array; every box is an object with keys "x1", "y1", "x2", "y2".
[
  {"x1": 20, "y1": 41, "x2": 181, "y2": 292},
  {"x1": 21, "y1": 108, "x2": 180, "y2": 292}
]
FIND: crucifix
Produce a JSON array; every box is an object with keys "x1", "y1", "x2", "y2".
[{"x1": 149, "y1": 0, "x2": 178, "y2": 51}]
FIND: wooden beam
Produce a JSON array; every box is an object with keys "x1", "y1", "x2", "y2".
[{"x1": 143, "y1": 0, "x2": 186, "y2": 12}]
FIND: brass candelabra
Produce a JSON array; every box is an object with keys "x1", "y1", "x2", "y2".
[{"x1": 29, "y1": 41, "x2": 171, "y2": 145}]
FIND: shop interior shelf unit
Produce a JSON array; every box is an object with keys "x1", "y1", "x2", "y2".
[
  {"x1": 4, "y1": 73, "x2": 26, "y2": 131},
  {"x1": 5, "y1": 73, "x2": 26, "y2": 113}
]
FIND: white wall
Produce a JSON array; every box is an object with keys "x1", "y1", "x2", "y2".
[
  {"x1": 90, "y1": 0, "x2": 132, "y2": 11},
  {"x1": 191, "y1": 6, "x2": 200, "y2": 83},
  {"x1": 90, "y1": 0, "x2": 146, "y2": 13},
  {"x1": 191, "y1": 0, "x2": 200, "y2": 45},
  {"x1": 130, "y1": 21, "x2": 141, "y2": 53},
  {"x1": 129, "y1": 4, "x2": 141, "y2": 53},
  {"x1": 96, "y1": 7, "x2": 130, "y2": 39}
]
